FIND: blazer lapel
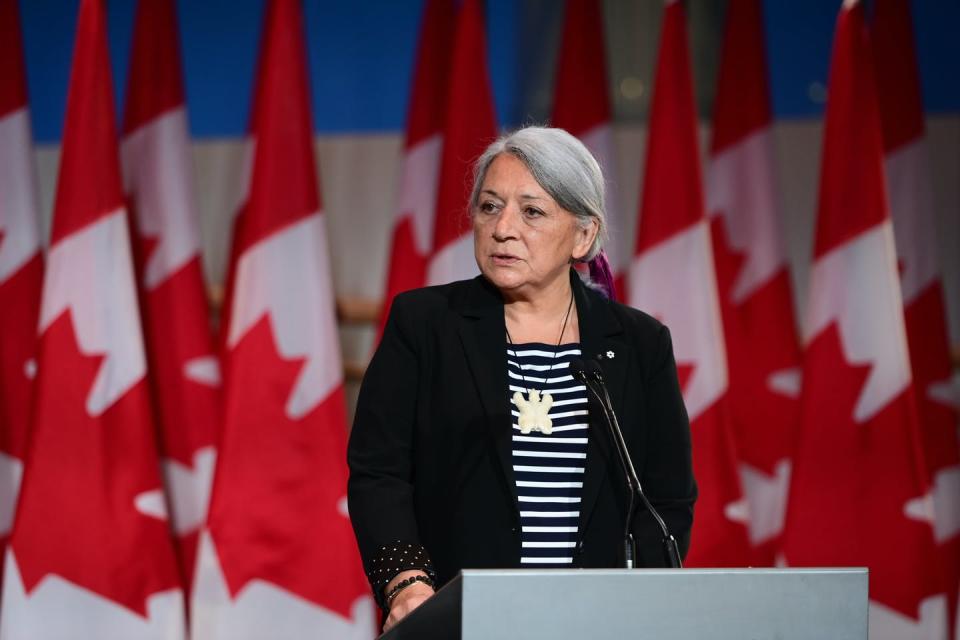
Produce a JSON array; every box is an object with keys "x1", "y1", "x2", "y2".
[
  {"x1": 455, "y1": 277, "x2": 519, "y2": 515},
  {"x1": 574, "y1": 273, "x2": 630, "y2": 541}
]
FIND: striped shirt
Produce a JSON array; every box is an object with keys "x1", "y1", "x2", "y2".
[{"x1": 508, "y1": 343, "x2": 589, "y2": 566}]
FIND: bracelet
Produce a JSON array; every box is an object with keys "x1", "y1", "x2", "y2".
[
  {"x1": 366, "y1": 541, "x2": 437, "y2": 610},
  {"x1": 385, "y1": 574, "x2": 434, "y2": 607}
]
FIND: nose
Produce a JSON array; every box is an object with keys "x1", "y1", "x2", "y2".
[{"x1": 492, "y1": 204, "x2": 520, "y2": 241}]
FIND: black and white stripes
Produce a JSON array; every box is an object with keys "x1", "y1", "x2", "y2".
[{"x1": 508, "y1": 343, "x2": 589, "y2": 566}]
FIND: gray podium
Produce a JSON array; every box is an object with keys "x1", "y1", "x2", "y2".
[{"x1": 380, "y1": 568, "x2": 868, "y2": 639}]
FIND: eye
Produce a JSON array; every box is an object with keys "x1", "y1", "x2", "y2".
[
  {"x1": 523, "y1": 207, "x2": 545, "y2": 219},
  {"x1": 478, "y1": 200, "x2": 500, "y2": 215}
]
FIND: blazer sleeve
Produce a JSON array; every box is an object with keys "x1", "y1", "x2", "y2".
[
  {"x1": 347, "y1": 296, "x2": 433, "y2": 598},
  {"x1": 632, "y1": 324, "x2": 697, "y2": 566}
]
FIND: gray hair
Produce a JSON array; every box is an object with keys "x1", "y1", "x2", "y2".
[{"x1": 469, "y1": 126, "x2": 607, "y2": 261}]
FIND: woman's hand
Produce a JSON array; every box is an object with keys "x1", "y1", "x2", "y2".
[{"x1": 383, "y1": 571, "x2": 435, "y2": 632}]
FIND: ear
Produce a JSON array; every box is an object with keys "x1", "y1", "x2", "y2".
[{"x1": 571, "y1": 218, "x2": 599, "y2": 262}]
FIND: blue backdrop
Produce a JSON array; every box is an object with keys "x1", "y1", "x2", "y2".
[{"x1": 18, "y1": 0, "x2": 960, "y2": 143}]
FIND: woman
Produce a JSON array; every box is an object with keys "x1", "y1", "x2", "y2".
[{"x1": 348, "y1": 126, "x2": 696, "y2": 631}]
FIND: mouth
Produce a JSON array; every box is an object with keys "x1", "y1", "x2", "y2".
[{"x1": 491, "y1": 253, "x2": 520, "y2": 265}]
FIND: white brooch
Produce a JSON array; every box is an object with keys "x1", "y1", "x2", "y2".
[
  {"x1": 514, "y1": 389, "x2": 554, "y2": 434},
  {"x1": 606, "y1": 350, "x2": 615, "y2": 359}
]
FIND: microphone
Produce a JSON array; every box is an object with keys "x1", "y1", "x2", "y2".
[{"x1": 570, "y1": 357, "x2": 683, "y2": 569}]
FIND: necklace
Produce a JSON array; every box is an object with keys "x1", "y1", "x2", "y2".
[{"x1": 505, "y1": 291, "x2": 575, "y2": 435}]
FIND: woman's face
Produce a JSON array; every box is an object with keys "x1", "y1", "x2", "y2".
[{"x1": 473, "y1": 153, "x2": 597, "y2": 299}]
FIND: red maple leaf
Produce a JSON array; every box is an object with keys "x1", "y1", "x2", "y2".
[
  {"x1": 140, "y1": 257, "x2": 220, "y2": 593},
  {"x1": 139, "y1": 258, "x2": 220, "y2": 466},
  {"x1": 0, "y1": 254, "x2": 42, "y2": 580},
  {"x1": 785, "y1": 323, "x2": 939, "y2": 619},
  {"x1": 11, "y1": 311, "x2": 181, "y2": 616},
  {"x1": 208, "y1": 316, "x2": 367, "y2": 618},
  {"x1": 125, "y1": 201, "x2": 219, "y2": 467},
  {"x1": 707, "y1": 214, "x2": 749, "y2": 304},
  {"x1": 904, "y1": 282, "x2": 960, "y2": 616},
  {"x1": 709, "y1": 216, "x2": 802, "y2": 476}
]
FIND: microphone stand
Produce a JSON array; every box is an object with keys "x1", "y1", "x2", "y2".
[{"x1": 575, "y1": 360, "x2": 683, "y2": 569}]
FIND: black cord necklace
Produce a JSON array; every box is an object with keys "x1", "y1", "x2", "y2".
[{"x1": 505, "y1": 291, "x2": 575, "y2": 435}]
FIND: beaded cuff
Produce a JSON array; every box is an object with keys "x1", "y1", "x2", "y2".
[{"x1": 367, "y1": 541, "x2": 437, "y2": 610}]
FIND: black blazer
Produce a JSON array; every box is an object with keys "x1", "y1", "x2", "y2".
[{"x1": 348, "y1": 270, "x2": 696, "y2": 590}]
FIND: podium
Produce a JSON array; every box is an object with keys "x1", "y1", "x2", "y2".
[{"x1": 380, "y1": 568, "x2": 868, "y2": 639}]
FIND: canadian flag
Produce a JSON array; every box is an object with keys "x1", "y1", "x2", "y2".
[
  {"x1": 189, "y1": 1, "x2": 375, "y2": 638},
  {"x1": 423, "y1": 0, "x2": 497, "y2": 287},
  {"x1": 0, "y1": 0, "x2": 186, "y2": 637},
  {"x1": 628, "y1": 0, "x2": 751, "y2": 567},
  {"x1": 552, "y1": 0, "x2": 626, "y2": 297},
  {"x1": 705, "y1": 0, "x2": 802, "y2": 564},
  {"x1": 0, "y1": 0, "x2": 43, "y2": 572},
  {"x1": 120, "y1": 0, "x2": 220, "y2": 594},
  {"x1": 375, "y1": 0, "x2": 454, "y2": 339},
  {"x1": 873, "y1": 0, "x2": 960, "y2": 634},
  {"x1": 376, "y1": 0, "x2": 496, "y2": 339},
  {"x1": 782, "y1": 2, "x2": 946, "y2": 638}
]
